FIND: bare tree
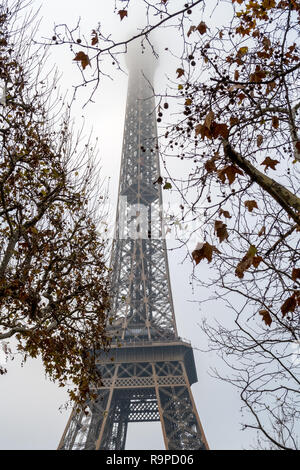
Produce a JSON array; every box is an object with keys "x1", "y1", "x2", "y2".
[
  {"x1": 0, "y1": 0, "x2": 111, "y2": 406},
  {"x1": 163, "y1": 0, "x2": 300, "y2": 449}
]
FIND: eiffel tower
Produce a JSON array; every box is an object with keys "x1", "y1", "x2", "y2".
[{"x1": 58, "y1": 49, "x2": 209, "y2": 451}]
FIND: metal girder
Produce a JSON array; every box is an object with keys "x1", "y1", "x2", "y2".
[
  {"x1": 58, "y1": 63, "x2": 209, "y2": 451},
  {"x1": 108, "y1": 67, "x2": 178, "y2": 344},
  {"x1": 59, "y1": 357, "x2": 208, "y2": 450}
]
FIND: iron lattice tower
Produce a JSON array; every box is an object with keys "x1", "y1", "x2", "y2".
[{"x1": 58, "y1": 56, "x2": 209, "y2": 451}]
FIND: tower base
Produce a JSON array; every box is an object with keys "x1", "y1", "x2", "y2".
[{"x1": 58, "y1": 341, "x2": 208, "y2": 450}]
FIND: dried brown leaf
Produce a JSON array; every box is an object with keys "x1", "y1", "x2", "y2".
[
  {"x1": 197, "y1": 21, "x2": 207, "y2": 35},
  {"x1": 235, "y1": 255, "x2": 252, "y2": 278},
  {"x1": 118, "y1": 10, "x2": 128, "y2": 20},
  {"x1": 187, "y1": 25, "x2": 196, "y2": 37},
  {"x1": 230, "y1": 116, "x2": 239, "y2": 126},
  {"x1": 257, "y1": 135, "x2": 263, "y2": 147},
  {"x1": 272, "y1": 115, "x2": 279, "y2": 129},
  {"x1": 281, "y1": 294, "x2": 296, "y2": 318},
  {"x1": 219, "y1": 209, "x2": 232, "y2": 219},
  {"x1": 73, "y1": 52, "x2": 91, "y2": 70},
  {"x1": 205, "y1": 158, "x2": 217, "y2": 173},
  {"x1": 217, "y1": 165, "x2": 243, "y2": 185},
  {"x1": 252, "y1": 256, "x2": 263, "y2": 268},
  {"x1": 204, "y1": 110, "x2": 214, "y2": 129},
  {"x1": 259, "y1": 310, "x2": 272, "y2": 327},
  {"x1": 261, "y1": 156, "x2": 280, "y2": 171},
  {"x1": 192, "y1": 242, "x2": 219, "y2": 264},
  {"x1": 214, "y1": 220, "x2": 229, "y2": 243},
  {"x1": 176, "y1": 68, "x2": 184, "y2": 78},
  {"x1": 244, "y1": 200, "x2": 258, "y2": 213},
  {"x1": 291, "y1": 268, "x2": 300, "y2": 281},
  {"x1": 91, "y1": 30, "x2": 98, "y2": 45}
]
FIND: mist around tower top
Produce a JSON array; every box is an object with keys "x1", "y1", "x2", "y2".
[{"x1": 125, "y1": 38, "x2": 159, "y2": 80}]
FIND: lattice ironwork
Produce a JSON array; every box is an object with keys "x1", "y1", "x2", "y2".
[
  {"x1": 58, "y1": 59, "x2": 208, "y2": 451},
  {"x1": 107, "y1": 64, "x2": 177, "y2": 344}
]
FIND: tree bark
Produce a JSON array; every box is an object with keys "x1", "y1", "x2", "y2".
[{"x1": 223, "y1": 139, "x2": 300, "y2": 226}]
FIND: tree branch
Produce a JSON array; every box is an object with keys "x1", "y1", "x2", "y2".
[{"x1": 223, "y1": 139, "x2": 300, "y2": 225}]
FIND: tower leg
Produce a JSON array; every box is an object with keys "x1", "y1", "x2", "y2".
[
  {"x1": 97, "y1": 390, "x2": 129, "y2": 450},
  {"x1": 157, "y1": 385, "x2": 207, "y2": 450},
  {"x1": 58, "y1": 351, "x2": 209, "y2": 450},
  {"x1": 152, "y1": 360, "x2": 208, "y2": 450}
]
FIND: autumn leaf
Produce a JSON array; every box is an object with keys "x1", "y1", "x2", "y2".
[
  {"x1": 187, "y1": 25, "x2": 196, "y2": 37},
  {"x1": 195, "y1": 111, "x2": 229, "y2": 140},
  {"x1": 185, "y1": 98, "x2": 192, "y2": 106},
  {"x1": 204, "y1": 110, "x2": 214, "y2": 129},
  {"x1": 250, "y1": 69, "x2": 267, "y2": 82},
  {"x1": 272, "y1": 116, "x2": 279, "y2": 129},
  {"x1": 248, "y1": 245, "x2": 257, "y2": 259},
  {"x1": 252, "y1": 256, "x2": 263, "y2": 268},
  {"x1": 261, "y1": 156, "x2": 280, "y2": 171},
  {"x1": 73, "y1": 51, "x2": 91, "y2": 70},
  {"x1": 258, "y1": 226, "x2": 266, "y2": 237},
  {"x1": 176, "y1": 68, "x2": 184, "y2": 78},
  {"x1": 247, "y1": 245, "x2": 257, "y2": 257},
  {"x1": 219, "y1": 209, "x2": 232, "y2": 219},
  {"x1": 237, "y1": 92, "x2": 246, "y2": 103},
  {"x1": 238, "y1": 46, "x2": 248, "y2": 56},
  {"x1": 235, "y1": 245, "x2": 257, "y2": 278},
  {"x1": 153, "y1": 176, "x2": 163, "y2": 185},
  {"x1": 230, "y1": 116, "x2": 239, "y2": 126},
  {"x1": 192, "y1": 241, "x2": 219, "y2": 264},
  {"x1": 235, "y1": 255, "x2": 252, "y2": 278},
  {"x1": 195, "y1": 117, "x2": 214, "y2": 139},
  {"x1": 91, "y1": 30, "x2": 98, "y2": 46},
  {"x1": 205, "y1": 158, "x2": 217, "y2": 173},
  {"x1": 281, "y1": 294, "x2": 297, "y2": 318},
  {"x1": 29, "y1": 226, "x2": 39, "y2": 235},
  {"x1": 118, "y1": 10, "x2": 128, "y2": 20},
  {"x1": 212, "y1": 123, "x2": 229, "y2": 139},
  {"x1": 217, "y1": 165, "x2": 243, "y2": 185},
  {"x1": 195, "y1": 124, "x2": 209, "y2": 139},
  {"x1": 262, "y1": 36, "x2": 271, "y2": 50},
  {"x1": 291, "y1": 268, "x2": 300, "y2": 281},
  {"x1": 163, "y1": 182, "x2": 172, "y2": 190},
  {"x1": 259, "y1": 310, "x2": 272, "y2": 327},
  {"x1": 244, "y1": 200, "x2": 258, "y2": 212},
  {"x1": 214, "y1": 220, "x2": 229, "y2": 243},
  {"x1": 262, "y1": 0, "x2": 276, "y2": 8},
  {"x1": 296, "y1": 142, "x2": 300, "y2": 153},
  {"x1": 257, "y1": 135, "x2": 263, "y2": 147},
  {"x1": 197, "y1": 22, "x2": 207, "y2": 35}
]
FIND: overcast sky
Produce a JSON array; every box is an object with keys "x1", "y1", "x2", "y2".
[{"x1": 0, "y1": 0, "x2": 258, "y2": 450}]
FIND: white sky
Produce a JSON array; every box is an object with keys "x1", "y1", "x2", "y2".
[{"x1": 0, "y1": 0, "x2": 258, "y2": 450}]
